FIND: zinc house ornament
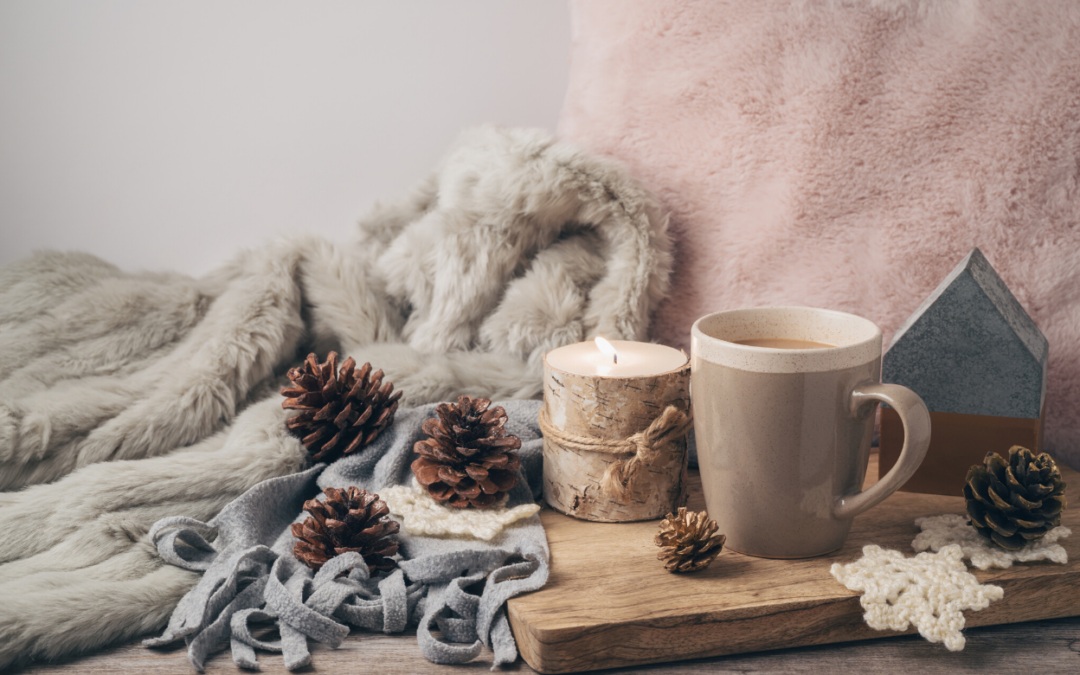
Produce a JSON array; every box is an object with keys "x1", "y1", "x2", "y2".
[{"x1": 879, "y1": 248, "x2": 1049, "y2": 496}]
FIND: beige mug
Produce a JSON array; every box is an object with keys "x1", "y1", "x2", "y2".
[{"x1": 690, "y1": 307, "x2": 931, "y2": 558}]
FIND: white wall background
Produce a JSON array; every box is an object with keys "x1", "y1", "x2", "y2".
[{"x1": 0, "y1": 1, "x2": 570, "y2": 276}]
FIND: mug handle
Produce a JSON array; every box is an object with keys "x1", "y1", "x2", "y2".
[{"x1": 832, "y1": 382, "x2": 931, "y2": 521}]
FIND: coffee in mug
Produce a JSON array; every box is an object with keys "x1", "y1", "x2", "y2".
[{"x1": 691, "y1": 307, "x2": 930, "y2": 558}]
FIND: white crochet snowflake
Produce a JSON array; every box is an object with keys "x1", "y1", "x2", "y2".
[
  {"x1": 830, "y1": 544, "x2": 1003, "y2": 651},
  {"x1": 912, "y1": 513, "x2": 1070, "y2": 571},
  {"x1": 378, "y1": 478, "x2": 540, "y2": 541}
]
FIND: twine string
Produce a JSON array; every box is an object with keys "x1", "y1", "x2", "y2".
[{"x1": 537, "y1": 405, "x2": 693, "y2": 503}]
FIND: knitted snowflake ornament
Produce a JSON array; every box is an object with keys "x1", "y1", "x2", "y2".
[
  {"x1": 379, "y1": 478, "x2": 540, "y2": 541},
  {"x1": 913, "y1": 513, "x2": 1070, "y2": 570},
  {"x1": 830, "y1": 544, "x2": 1003, "y2": 651}
]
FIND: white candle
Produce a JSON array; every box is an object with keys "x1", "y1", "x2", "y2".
[
  {"x1": 544, "y1": 338, "x2": 688, "y2": 378},
  {"x1": 541, "y1": 337, "x2": 692, "y2": 521}
]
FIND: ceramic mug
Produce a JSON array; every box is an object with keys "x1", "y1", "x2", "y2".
[{"x1": 690, "y1": 307, "x2": 931, "y2": 558}]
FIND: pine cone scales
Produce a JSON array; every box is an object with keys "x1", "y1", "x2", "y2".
[
  {"x1": 291, "y1": 486, "x2": 400, "y2": 573},
  {"x1": 655, "y1": 507, "x2": 726, "y2": 573},
  {"x1": 282, "y1": 352, "x2": 402, "y2": 463},
  {"x1": 411, "y1": 395, "x2": 522, "y2": 509},
  {"x1": 965, "y1": 446, "x2": 1067, "y2": 551}
]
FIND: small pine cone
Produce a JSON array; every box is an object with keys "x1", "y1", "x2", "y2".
[
  {"x1": 281, "y1": 352, "x2": 403, "y2": 463},
  {"x1": 291, "y1": 486, "x2": 400, "y2": 573},
  {"x1": 411, "y1": 395, "x2": 522, "y2": 509},
  {"x1": 655, "y1": 507, "x2": 726, "y2": 573},
  {"x1": 965, "y1": 445, "x2": 1067, "y2": 550}
]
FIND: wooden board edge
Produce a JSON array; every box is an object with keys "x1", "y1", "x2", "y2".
[{"x1": 508, "y1": 565, "x2": 1080, "y2": 674}]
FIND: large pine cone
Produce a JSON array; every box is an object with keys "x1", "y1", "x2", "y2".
[
  {"x1": 965, "y1": 446, "x2": 1067, "y2": 550},
  {"x1": 411, "y1": 396, "x2": 522, "y2": 509},
  {"x1": 655, "y1": 507, "x2": 726, "y2": 573},
  {"x1": 281, "y1": 352, "x2": 402, "y2": 463},
  {"x1": 291, "y1": 486, "x2": 400, "y2": 573}
]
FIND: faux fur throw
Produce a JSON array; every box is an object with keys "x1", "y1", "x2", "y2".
[
  {"x1": 146, "y1": 400, "x2": 547, "y2": 672},
  {"x1": 0, "y1": 125, "x2": 671, "y2": 669},
  {"x1": 559, "y1": 0, "x2": 1080, "y2": 465}
]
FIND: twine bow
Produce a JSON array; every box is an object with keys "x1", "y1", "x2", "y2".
[{"x1": 537, "y1": 405, "x2": 693, "y2": 503}]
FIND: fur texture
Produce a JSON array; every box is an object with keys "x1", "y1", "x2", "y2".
[
  {"x1": 0, "y1": 125, "x2": 671, "y2": 491},
  {"x1": 0, "y1": 398, "x2": 308, "y2": 670},
  {"x1": 0, "y1": 125, "x2": 671, "y2": 669},
  {"x1": 559, "y1": 0, "x2": 1080, "y2": 465}
]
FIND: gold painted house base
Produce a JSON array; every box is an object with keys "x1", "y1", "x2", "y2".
[{"x1": 879, "y1": 407, "x2": 1044, "y2": 497}]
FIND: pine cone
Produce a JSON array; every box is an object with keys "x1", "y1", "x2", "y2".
[
  {"x1": 965, "y1": 445, "x2": 1068, "y2": 551},
  {"x1": 655, "y1": 507, "x2": 726, "y2": 573},
  {"x1": 281, "y1": 352, "x2": 402, "y2": 463},
  {"x1": 291, "y1": 486, "x2": 400, "y2": 573},
  {"x1": 411, "y1": 395, "x2": 522, "y2": 509}
]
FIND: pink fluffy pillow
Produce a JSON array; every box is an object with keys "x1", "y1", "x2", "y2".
[{"x1": 559, "y1": 0, "x2": 1080, "y2": 465}]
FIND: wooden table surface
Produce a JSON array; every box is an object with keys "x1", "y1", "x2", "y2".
[
  {"x1": 18, "y1": 616, "x2": 1080, "y2": 674},
  {"x1": 507, "y1": 454, "x2": 1080, "y2": 673},
  {"x1": 16, "y1": 451, "x2": 1080, "y2": 675}
]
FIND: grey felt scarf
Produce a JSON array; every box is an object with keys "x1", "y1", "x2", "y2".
[{"x1": 145, "y1": 399, "x2": 548, "y2": 671}]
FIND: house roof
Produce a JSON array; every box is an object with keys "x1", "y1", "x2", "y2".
[{"x1": 883, "y1": 248, "x2": 1047, "y2": 419}]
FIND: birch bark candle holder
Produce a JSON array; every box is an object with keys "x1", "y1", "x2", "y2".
[{"x1": 539, "y1": 338, "x2": 692, "y2": 522}]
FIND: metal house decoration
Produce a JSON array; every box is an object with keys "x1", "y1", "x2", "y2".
[{"x1": 878, "y1": 248, "x2": 1049, "y2": 496}]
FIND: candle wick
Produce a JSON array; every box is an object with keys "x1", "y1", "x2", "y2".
[{"x1": 613, "y1": 353, "x2": 618, "y2": 365}]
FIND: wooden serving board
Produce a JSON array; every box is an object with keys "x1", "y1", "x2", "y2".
[{"x1": 506, "y1": 454, "x2": 1080, "y2": 674}]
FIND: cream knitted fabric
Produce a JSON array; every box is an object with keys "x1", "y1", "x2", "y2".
[
  {"x1": 380, "y1": 479, "x2": 541, "y2": 541},
  {"x1": 913, "y1": 514, "x2": 1071, "y2": 571},
  {"x1": 830, "y1": 544, "x2": 1003, "y2": 651}
]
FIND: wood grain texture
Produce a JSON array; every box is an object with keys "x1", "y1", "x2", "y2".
[
  {"x1": 508, "y1": 455, "x2": 1080, "y2": 674},
  {"x1": 16, "y1": 630, "x2": 498, "y2": 675},
  {"x1": 879, "y1": 407, "x2": 1044, "y2": 496},
  {"x1": 17, "y1": 617, "x2": 1080, "y2": 675},
  {"x1": 542, "y1": 361, "x2": 691, "y2": 522}
]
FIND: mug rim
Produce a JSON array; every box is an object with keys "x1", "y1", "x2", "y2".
[{"x1": 691, "y1": 306, "x2": 882, "y2": 374}]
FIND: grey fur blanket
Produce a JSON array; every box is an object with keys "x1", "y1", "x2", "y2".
[
  {"x1": 146, "y1": 400, "x2": 547, "y2": 671},
  {"x1": 0, "y1": 125, "x2": 671, "y2": 669}
]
